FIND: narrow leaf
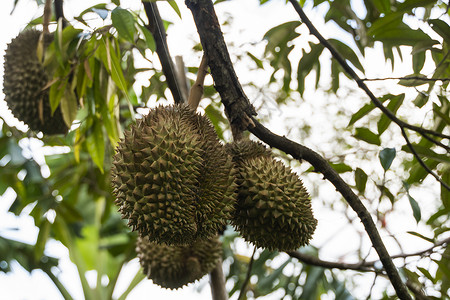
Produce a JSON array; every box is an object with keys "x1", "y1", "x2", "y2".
[
  {"x1": 354, "y1": 127, "x2": 381, "y2": 145},
  {"x1": 355, "y1": 168, "x2": 368, "y2": 194}
]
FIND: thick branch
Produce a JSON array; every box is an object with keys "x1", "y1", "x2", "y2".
[
  {"x1": 54, "y1": 0, "x2": 67, "y2": 27},
  {"x1": 186, "y1": 1, "x2": 411, "y2": 299},
  {"x1": 287, "y1": 0, "x2": 450, "y2": 143},
  {"x1": 249, "y1": 120, "x2": 411, "y2": 299},
  {"x1": 185, "y1": 0, "x2": 256, "y2": 140},
  {"x1": 142, "y1": 1, "x2": 186, "y2": 104}
]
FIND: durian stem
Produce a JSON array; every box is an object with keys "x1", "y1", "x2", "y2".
[
  {"x1": 188, "y1": 55, "x2": 208, "y2": 110},
  {"x1": 209, "y1": 258, "x2": 228, "y2": 300},
  {"x1": 43, "y1": 0, "x2": 51, "y2": 34},
  {"x1": 185, "y1": 0, "x2": 257, "y2": 140},
  {"x1": 175, "y1": 56, "x2": 191, "y2": 102}
]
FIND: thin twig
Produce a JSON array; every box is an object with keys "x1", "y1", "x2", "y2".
[
  {"x1": 237, "y1": 247, "x2": 257, "y2": 300},
  {"x1": 287, "y1": 0, "x2": 450, "y2": 142},
  {"x1": 401, "y1": 128, "x2": 450, "y2": 190},
  {"x1": 142, "y1": 1, "x2": 186, "y2": 104},
  {"x1": 188, "y1": 54, "x2": 208, "y2": 110},
  {"x1": 287, "y1": 0, "x2": 449, "y2": 191},
  {"x1": 43, "y1": 0, "x2": 52, "y2": 34},
  {"x1": 362, "y1": 76, "x2": 450, "y2": 82}
]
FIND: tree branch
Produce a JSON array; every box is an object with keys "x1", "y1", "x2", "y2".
[
  {"x1": 188, "y1": 54, "x2": 208, "y2": 110},
  {"x1": 401, "y1": 128, "x2": 450, "y2": 190},
  {"x1": 289, "y1": 236, "x2": 450, "y2": 272},
  {"x1": 249, "y1": 119, "x2": 412, "y2": 299},
  {"x1": 287, "y1": 0, "x2": 450, "y2": 143},
  {"x1": 185, "y1": 1, "x2": 411, "y2": 299},
  {"x1": 361, "y1": 76, "x2": 450, "y2": 82},
  {"x1": 54, "y1": 0, "x2": 67, "y2": 27},
  {"x1": 237, "y1": 247, "x2": 256, "y2": 300},
  {"x1": 287, "y1": 0, "x2": 449, "y2": 190},
  {"x1": 185, "y1": 0, "x2": 257, "y2": 140},
  {"x1": 142, "y1": 1, "x2": 186, "y2": 104},
  {"x1": 209, "y1": 258, "x2": 228, "y2": 300},
  {"x1": 43, "y1": 0, "x2": 52, "y2": 34}
]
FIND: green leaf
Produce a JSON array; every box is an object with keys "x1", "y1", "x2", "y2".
[
  {"x1": 247, "y1": 52, "x2": 264, "y2": 69},
  {"x1": 137, "y1": 23, "x2": 156, "y2": 52},
  {"x1": 379, "y1": 148, "x2": 396, "y2": 171},
  {"x1": 377, "y1": 94, "x2": 404, "y2": 134},
  {"x1": 328, "y1": 39, "x2": 364, "y2": 73},
  {"x1": 111, "y1": 7, "x2": 136, "y2": 43},
  {"x1": 330, "y1": 163, "x2": 353, "y2": 173},
  {"x1": 297, "y1": 43, "x2": 324, "y2": 95},
  {"x1": 408, "y1": 194, "x2": 421, "y2": 223},
  {"x1": 348, "y1": 96, "x2": 389, "y2": 126},
  {"x1": 407, "y1": 231, "x2": 434, "y2": 243},
  {"x1": 372, "y1": 0, "x2": 391, "y2": 13},
  {"x1": 167, "y1": 0, "x2": 182, "y2": 18},
  {"x1": 86, "y1": 119, "x2": 105, "y2": 172},
  {"x1": 412, "y1": 51, "x2": 426, "y2": 74},
  {"x1": 355, "y1": 168, "x2": 368, "y2": 194},
  {"x1": 398, "y1": 75, "x2": 429, "y2": 87},
  {"x1": 34, "y1": 219, "x2": 51, "y2": 261},
  {"x1": 401, "y1": 144, "x2": 450, "y2": 163},
  {"x1": 428, "y1": 19, "x2": 450, "y2": 44},
  {"x1": 354, "y1": 127, "x2": 381, "y2": 145},
  {"x1": 60, "y1": 88, "x2": 78, "y2": 128}
]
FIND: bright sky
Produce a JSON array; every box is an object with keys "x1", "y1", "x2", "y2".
[{"x1": 0, "y1": 0, "x2": 442, "y2": 299}]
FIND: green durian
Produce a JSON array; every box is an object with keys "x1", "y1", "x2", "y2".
[
  {"x1": 136, "y1": 235, "x2": 222, "y2": 289},
  {"x1": 3, "y1": 30, "x2": 68, "y2": 135},
  {"x1": 228, "y1": 140, "x2": 317, "y2": 251},
  {"x1": 111, "y1": 104, "x2": 236, "y2": 245}
]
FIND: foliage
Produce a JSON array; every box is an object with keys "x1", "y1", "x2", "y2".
[{"x1": 0, "y1": 0, "x2": 449, "y2": 299}]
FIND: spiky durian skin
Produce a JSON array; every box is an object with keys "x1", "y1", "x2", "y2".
[
  {"x1": 182, "y1": 110, "x2": 237, "y2": 239},
  {"x1": 3, "y1": 30, "x2": 68, "y2": 135},
  {"x1": 228, "y1": 141, "x2": 317, "y2": 251},
  {"x1": 111, "y1": 105, "x2": 236, "y2": 245},
  {"x1": 136, "y1": 235, "x2": 222, "y2": 289}
]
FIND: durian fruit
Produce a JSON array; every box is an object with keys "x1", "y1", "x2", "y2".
[
  {"x1": 111, "y1": 104, "x2": 236, "y2": 245},
  {"x1": 180, "y1": 109, "x2": 237, "y2": 239},
  {"x1": 3, "y1": 30, "x2": 68, "y2": 135},
  {"x1": 136, "y1": 235, "x2": 222, "y2": 289},
  {"x1": 227, "y1": 140, "x2": 317, "y2": 251}
]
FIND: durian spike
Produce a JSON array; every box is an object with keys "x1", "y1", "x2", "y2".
[{"x1": 188, "y1": 54, "x2": 208, "y2": 110}]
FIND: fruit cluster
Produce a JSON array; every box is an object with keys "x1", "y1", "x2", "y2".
[{"x1": 111, "y1": 104, "x2": 317, "y2": 289}]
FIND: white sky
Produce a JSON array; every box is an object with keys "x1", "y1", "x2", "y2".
[{"x1": 0, "y1": 0, "x2": 445, "y2": 299}]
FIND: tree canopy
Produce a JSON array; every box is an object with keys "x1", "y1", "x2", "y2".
[{"x1": 0, "y1": 0, "x2": 449, "y2": 299}]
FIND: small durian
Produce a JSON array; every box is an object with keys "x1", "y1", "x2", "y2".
[
  {"x1": 3, "y1": 30, "x2": 68, "y2": 135},
  {"x1": 136, "y1": 235, "x2": 222, "y2": 289},
  {"x1": 228, "y1": 140, "x2": 317, "y2": 251},
  {"x1": 111, "y1": 104, "x2": 236, "y2": 245}
]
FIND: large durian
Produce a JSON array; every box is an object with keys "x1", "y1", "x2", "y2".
[
  {"x1": 3, "y1": 30, "x2": 68, "y2": 135},
  {"x1": 227, "y1": 140, "x2": 317, "y2": 251},
  {"x1": 111, "y1": 104, "x2": 236, "y2": 245},
  {"x1": 136, "y1": 235, "x2": 222, "y2": 289}
]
